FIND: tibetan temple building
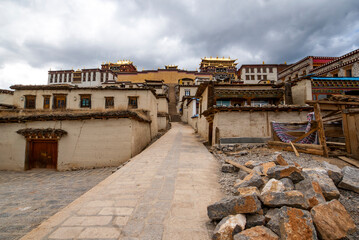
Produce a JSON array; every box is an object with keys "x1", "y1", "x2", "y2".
[{"x1": 199, "y1": 57, "x2": 238, "y2": 82}]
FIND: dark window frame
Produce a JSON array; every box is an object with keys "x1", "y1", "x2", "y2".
[
  {"x1": 105, "y1": 97, "x2": 114, "y2": 109},
  {"x1": 128, "y1": 96, "x2": 138, "y2": 109},
  {"x1": 53, "y1": 94, "x2": 67, "y2": 109},
  {"x1": 24, "y1": 95, "x2": 36, "y2": 109},
  {"x1": 80, "y1": 94, "x2": 91, "y2": 108}
]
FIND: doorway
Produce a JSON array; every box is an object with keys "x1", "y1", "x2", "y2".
[{"x1": 28, "y1": 140, "x2": 58, "y2": 169}]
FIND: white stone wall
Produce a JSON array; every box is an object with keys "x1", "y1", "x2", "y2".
[
  {"x1": 187, "y1": 100, "x2": 198, "y2": 131},
  {"x1": 157, "y1": 116, "x2": 168, "y2": 131},
  {"x1": 157, "y1": 97, "x2": 168, "y2": 114},
  {"x1": 241, "y1": 67, "x2": 278, "y2": 84},
  {"x1": 212, "y1": 111, "x2": 310, "y2": 144},
  {"x1": 197, "y1": 87, "x2": 209, "y2": 140},
  {"x1": 291, "y1": 80, "x2": 313, "y2": 105},
  {"x1": 48, "y1": 71, "x2": 116, "y2": 87},
  {"x1": 0, "y1": 118, "x2": 151, "y2": 171},
  {"x1": 353, "y1": 62, "x2": 359, "y2": 77},
  {"x1": 0, "y1": 92, "x2": 14, "y2": 105},
  {"x1": 178, "y1": 86, "x2": 198, "y2": 99},
  {"x1": 12, "y1": 88, "x2": 158, "y2": 137},
  {"x1": 279, "y1": 58, "x2": 312, "y2": 82}
]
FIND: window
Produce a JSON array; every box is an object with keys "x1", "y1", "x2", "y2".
[
  {"x1": 106, "y1": 72, "x2": 109, "y2": 82},
  {"x1": 257, "y1": 68, "x2": 261, "y2": 73},
  {"x1": 333, "y1": 73, "x2": 339, "y2": 77},
  {"x1": 53, "y1": 95, "x2": 67, "y2": 109},
  {"x1": 82, "y1": 73, "x2": 85, "y2": 82},
  {"x1": 43, "y1": 96, "x2": 50, "y2": 109},
  {"x1": 216, "y1": 100, "x2": 230, "y2": 106},
  {"x1": 251, "y1": 75, "x2": 255, "y2": 80},
  {"x1": 105, "y1": 97, "x2": 114, "y2": 108},
  {"x1": 64, "y1": 73, "x2": 67, "y2": 82},
  {"x1": 262, "y1": 68, "x2": 266, "y2": 73},
  {"x1": 87, "y1": 73, "x2": 91, "y2": 82},
  {"x1": 246, "y1": 75, "x2": 250, "y2": 80},
  {"x1": 80, "y1": 95, "x2": 91, "y2": 108},
  {"x1": 50, "y1": 74, "x2": 53, "y2": 83},
  {"x1": 185, "y1": 89, "x2": 191, "y2": 96},
  {"x1": 128, "y1": 96, "x2": 138, "y2": 109},
  {"x1": 346, "y1": 69, "x2": 352, "y2": 77},
  {"x1": 258, "y1": 75, "x2": 262, "y2": 80},
  {"x1": 54, "y1": 74, "x2": 57, "y2": 83},
  {"x1": 25, "y1": 95, "x2": 36, "y2": 109},
  {"x1": 93, "y1": 72, "x2": 96, "y2": 81},
  {"x1": 250, "y1": 68, "x2": 254, "y2": 73},
  {"x1": 100, "y1": 72, "x2": 104, "y2": 82},
  {"x1": 263, "y1": 75, "x2": 267, "y2": 80},
  {"x1": 269, "y1": 67, "x2": 273, "y2": 73}
]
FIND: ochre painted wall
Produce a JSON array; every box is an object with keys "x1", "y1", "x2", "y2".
[{"x1": 116, "y1": 70, "x2": 212, "y2": 84}]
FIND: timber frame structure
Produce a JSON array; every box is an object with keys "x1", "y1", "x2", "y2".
[
  {"x1": 306, "y1": 96, "x2": 359, "y2": 161},
  {"x1": 268, "y1": 96, "x2": 359, "y2": 160}
]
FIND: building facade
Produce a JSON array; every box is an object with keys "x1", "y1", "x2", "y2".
[
  {"x1": 199, "y1": 57, "x2": 238, "y2": 82},
  {"x1": 278, "y1": 56, "x2": 337, "y2": 82},
  {"x1": 311, "y1": 48, "x2": 359, "y2": 78},
  {"x1": 238, "y1": 64, "x2": 288, "y2": 84},
  {"x1": 48, "y1": 68, "x2": 117, "y2": 86}
]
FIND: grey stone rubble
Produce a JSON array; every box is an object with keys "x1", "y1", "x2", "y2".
[{"x1": 209, "y1": 144, "x2": 359, "y2": 240}]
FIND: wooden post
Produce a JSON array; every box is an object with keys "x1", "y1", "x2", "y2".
[
  {"x1": 314, "y1": 103, "x2": 329, "y2": 157},
  {"x1": 341, "y1": 105, "x2": 351, "y2": 154}
]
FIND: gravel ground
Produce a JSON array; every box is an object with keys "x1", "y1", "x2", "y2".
[{"x1": 210, "y1": 144, "x2": 359, "y2": 239}]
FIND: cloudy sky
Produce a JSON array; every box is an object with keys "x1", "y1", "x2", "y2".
[{"x1": 1, "y1": 0, "x2": 359, "y2": 89}]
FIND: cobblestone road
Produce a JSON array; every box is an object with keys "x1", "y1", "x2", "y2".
[
  {"x1": 0, "y1": 168, "x2": 116, "y2": 240},
  {"x1": 21, "y1": 123, "x2": 223, "y2": 239}
]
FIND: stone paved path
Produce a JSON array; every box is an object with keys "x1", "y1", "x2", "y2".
[
  {"x1": 21, "y1": 123, "x2": 223, "y2": 240},
  {"x1": 0, "y1": 168, "x2": 116, "y2": 240}
]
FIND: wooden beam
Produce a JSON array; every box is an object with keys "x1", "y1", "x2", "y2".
[
  {"x1": 292, "y1": 127, "x2": 319, "y2": 143},
  {"x1": 322, "y1": 110, "x2": 341, "y2": 119},
  {"x1": 322, "y1": 116, "x2": 342, "y2": 123},
  {"x1": 341, "y1": 106, "x2": 351, "y2": 154},
  {"x1": 267, "y1": 141, "x2": 324, "y2": 156},
  {"x1": 290, "y1": 141, "x2": 300, "y2": 156},
  {"x1": 338, "y1": 156, "x2": 359, "y2": 168},
  {"x1": 314, "y1": 103, "x2": 329, "y2": 157},
  {"x1": 224, "y1": 159, "x2": 253, "y2": 174},
  {"x1": 306, "y1": 100, "x2": 359, "y2": 106}
]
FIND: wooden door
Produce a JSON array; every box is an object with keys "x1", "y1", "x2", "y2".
[
  {"x1": 29, "y1": 140, "x2": 58, "y2": 169},
  {"x1": 208, "y1": 122, "x2": 213, "y2": 145},
  {"x1": 43, "y1": 96, "x2": 50, "y2": 109},
  {"x1": 53, "y1": 95, "x2": 66, "y2": 109}
]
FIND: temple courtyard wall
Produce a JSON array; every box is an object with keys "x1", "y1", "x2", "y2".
[
  {"x1": 210, "y1": 110, "x2": 310, "y2": 144},
  {"x1": 0, "y1": 118, "x2": 151, "y2": 171}
]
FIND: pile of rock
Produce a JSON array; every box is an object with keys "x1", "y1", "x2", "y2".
[{"x1": 208, "y1": 153, "x2": 359, "y2": 240}]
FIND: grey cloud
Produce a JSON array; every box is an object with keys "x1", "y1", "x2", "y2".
[{"x1": 0, "y1": 0, "x2": 359, "y2": 84}]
